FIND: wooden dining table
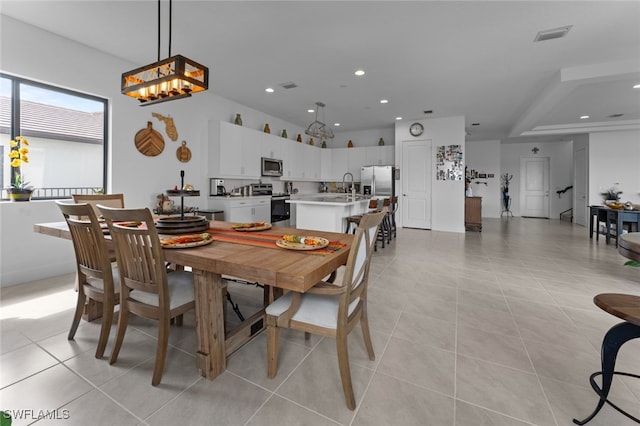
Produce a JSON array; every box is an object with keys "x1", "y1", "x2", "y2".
[{"x1": 33, "y1": 220, "x2": 354, "y2": 380}]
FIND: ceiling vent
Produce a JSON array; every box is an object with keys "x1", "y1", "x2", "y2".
[
  {"x1": 609, "y1": 113, "x2": 624, "y2": 118},
  {"x1": 279, "y1": 82, "x2": 298, "y2": 89},
  {"x1": 534, "y1": 25, "x2": 572, "y2": 42}
]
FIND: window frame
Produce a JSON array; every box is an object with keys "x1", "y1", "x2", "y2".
[{"x1": 1, "y1": 72, "x2": 109, "y2": 200}]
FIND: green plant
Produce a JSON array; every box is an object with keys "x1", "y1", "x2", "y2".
[{"x1": 0, "y1": 410, "x2": 12, "y2": 426}]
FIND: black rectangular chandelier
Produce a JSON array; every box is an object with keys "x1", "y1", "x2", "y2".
[
  {"x1": 121, "y1": 55, "x2": 208, "y2": 105},
  {"x1": 121, "y1": 0, "x2": 209, "y2": 106}
]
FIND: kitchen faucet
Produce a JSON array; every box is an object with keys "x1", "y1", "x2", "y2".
[{"x1": 342, "y1": 172, "x2": 355, "y2": 198}]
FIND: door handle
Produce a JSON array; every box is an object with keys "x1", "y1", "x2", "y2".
[{"x1": 403, "y1": 194, "x2": 407, "y2": 196}]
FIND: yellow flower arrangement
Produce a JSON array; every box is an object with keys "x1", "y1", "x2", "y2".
[{"x1": 7, "y1": 136, "x2": 32, "y2": 190}]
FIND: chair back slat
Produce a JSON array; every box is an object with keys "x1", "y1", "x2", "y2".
[{"x1": 99, "y1": 206, "x2": 167, "y2": 299}]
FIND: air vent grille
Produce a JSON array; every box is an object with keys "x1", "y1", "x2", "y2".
[
  {"x1": 534, "y1": 25, "x2": 572, "y2": 42},
  {"x1": 279, "y1": 82, "x2": 298, "y2": 89}
]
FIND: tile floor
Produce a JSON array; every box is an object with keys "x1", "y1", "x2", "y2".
[{"x1": 1, "y1": 218, "x2": 639, "y2": 426}]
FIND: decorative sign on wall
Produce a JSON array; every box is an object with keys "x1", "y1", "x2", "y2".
[{"x1": 436, "y1": 145, "x2": 464, "y2": 181}]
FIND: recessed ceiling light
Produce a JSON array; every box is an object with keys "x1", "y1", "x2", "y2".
[
  {"x1": 634, "y1": 84, "x2": 640, "y2": 89},
  {"x1": 308, "y1": 109, "x2": 315, "y2": 113},
  {"x1": 354, "y1": 70, "x2": 365, "y2": 76},
  {"x1": 380, "y1": 99, "x2": 389, "y2": 104},
  {"x1": 395, "y1": 117, "x2": 403, "y2": 120},
  {"x1": 334, "y1": 123, "x2": 341, "y2": 126},
  {"x1": 580, "y1": 115, "x2": 590, "y2": 119},
  {"x1": 265, "y1": 87, "x2": 274, "y2": 93}
]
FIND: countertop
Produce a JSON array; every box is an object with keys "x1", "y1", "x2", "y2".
[{"x1": 287, "y1": 194, "x2": 370, "y2": 206}]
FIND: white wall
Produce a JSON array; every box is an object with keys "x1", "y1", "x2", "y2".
[
  {"x1": 588, "y1": 130, "x2": 640, "y2": 205},
  {"x1": 394, "y1": 116, "x2": 466, "y2": 233},
  {"x1": 500, "y1": 140, "x2": 574, "y2": 218},
  {"x1": 465, "y1": 140, "x2": 501, "y2": 218}
]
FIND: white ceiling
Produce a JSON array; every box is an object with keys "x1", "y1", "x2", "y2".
[{"x1": 2, "y1": 1, "x2": 640, "y2": 142}]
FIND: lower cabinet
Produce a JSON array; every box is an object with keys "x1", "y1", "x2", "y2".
[
  {"x1": 209, "y1": 197, "x2": 270, "y2": 223},
  {"x1": 465, "y1": 196, "x2": 482, "y2": 231}
]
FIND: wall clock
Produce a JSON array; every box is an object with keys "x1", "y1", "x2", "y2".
[{"x1": 409, "y1": 122, "x2": 424, "y2": 137}]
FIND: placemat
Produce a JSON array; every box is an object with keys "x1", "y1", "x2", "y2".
[{"x1": 208, "y1": 228, "x2": 346, "y2": 255}]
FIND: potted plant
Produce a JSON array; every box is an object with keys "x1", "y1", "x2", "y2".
[
  {"x1": 6, "y1": 136, "x2": 34, "y2": 201},
  {"x1": 601, "y1": 184, "x2": 622, "y2": 203}
]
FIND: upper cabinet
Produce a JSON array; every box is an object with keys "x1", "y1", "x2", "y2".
[
  {"x1": 209, "y1": 121, "x2": 260, "y2": 178},
  {"x1": 208, "y1": 120, "x2": 394, "y2": 182},
  {"x1": 261, "y1": 132, "x2": 284, "y2": 160},
  {"x1": 365, "y1": 146, "x2": 394, "y2": 166}
]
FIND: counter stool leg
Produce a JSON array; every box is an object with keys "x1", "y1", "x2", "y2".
[{"x1": 573, "y1": 321, "x2": 640, "y2": 425}]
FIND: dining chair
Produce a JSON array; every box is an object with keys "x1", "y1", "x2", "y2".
[
  {"x1": 266, "y1": 208, "x2": 387, "y2": 410},
  {"x1": 56, "y1": 201, "x2": 119, "y2": 359},
  {"x1": 72, "y1": 193, "x2": 125, "y2": 218},
  {"x1": 97, "y1": 205, "x2": 195, "y2": 386}
]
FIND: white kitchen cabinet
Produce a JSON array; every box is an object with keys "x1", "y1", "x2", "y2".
[
  {"x1": 320, "y1": 149, "x2": 332, "y2": 181},
  {"x1": 261, "y1": 132, "x2": 285, "y2": 160},
  {"x1": 330, "y1": 148, "x2": 349, "y2": 181},
  {"x1": 303, "y1": 144, "x2": 321, "y2": 180},
  {"x1": 348, "y1": 147, "x2": 367, "y2": 180},
  {"x1": 208, "y1": 121, "x2": 260, "y2": 179},
  {"x1": 365, "y1": 146, "x2": 394, "y2": 166},
  {"x1": 209, "y1": 196, "x2": 270, "y2": 223}
]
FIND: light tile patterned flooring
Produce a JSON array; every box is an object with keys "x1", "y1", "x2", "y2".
[{"x1": 1, "y1": 218, "x2": 639, "y2": 425}]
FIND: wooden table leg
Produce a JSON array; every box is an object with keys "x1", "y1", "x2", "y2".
[{"x1": 193, "y1": 269, "x2": 226, "y2": 380}]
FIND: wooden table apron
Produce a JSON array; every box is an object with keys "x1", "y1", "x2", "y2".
[
  {"x1": 33, "y1": 220, "x2": 354, "y2": 380},
  {"x1": 619, "y1": 233, "x2": 640, "y2": 263}
]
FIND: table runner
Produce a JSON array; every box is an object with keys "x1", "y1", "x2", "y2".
[{"x1": 208, "y1": 228, "x2": 346, "y2": 255}]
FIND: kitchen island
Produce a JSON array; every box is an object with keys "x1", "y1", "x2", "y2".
[{"x1": 288, "y1": 195, "x2": 371, "y2": 233}]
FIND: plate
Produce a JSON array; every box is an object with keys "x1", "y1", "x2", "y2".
[
  {"x1": 232, "y1": 223, "x2": 272, "y2": 232},
  {"x1": 276, "y1": 236, "x2": 329, "y2": 251},
  {"x1": 160, "y1": 233, "x2": 213, "y2": 249}
]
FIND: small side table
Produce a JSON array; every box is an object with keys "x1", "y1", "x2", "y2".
[{"x1": 573, "y1": 293, "x2": 640, "y2": 425}]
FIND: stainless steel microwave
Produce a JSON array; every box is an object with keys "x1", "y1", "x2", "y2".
[{"x1": 261, "y1": 157, "x2": 283, "y2": 177}]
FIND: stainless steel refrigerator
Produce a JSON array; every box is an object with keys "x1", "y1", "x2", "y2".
[{"x1": 360, "y1": 165, "x2": 395, "y2": 197}]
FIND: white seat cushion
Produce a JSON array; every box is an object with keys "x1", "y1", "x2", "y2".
[
  {"x1": 266, "y1": 291, "x2": 360, "y2": 330},
  {"x1": 129, "y1": 271, "x2": 194, "y2": 309}
]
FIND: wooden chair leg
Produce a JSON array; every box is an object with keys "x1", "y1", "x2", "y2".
[
  {"x1": 109, "y1": 306, "x2": 129, "y2": 365},
  {"x1": 68, "y1": 292, "x2": 86, "y2": 340},
  {"x1": 175, "y1": 314, "x2": 184, "y2": 326},
  {"x1": 360, "y1": 306, "x2": 375, "y2": 361},
  {"x1": 95, "y1": 302, "x2": 113, "y2": 359},
  {"x1": 152, "y1": 316, "x2": 170, "y2": 386},
  {"x1": 336, "y1": 332, "x2": 356, "y2": 410},
  {"x1": 267, "y1": 321, "x2": 280, "y2": 379}
]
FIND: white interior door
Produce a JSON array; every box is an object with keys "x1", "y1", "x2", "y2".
[
  {"x1": 574, "y1": 147, "x2": 587, "y2": 226},
  {"x1": 519, "y1": 157, "x2": 550, "y2": 218},
  {"x1": 401, "y1": 139, "x2": 432, "y2": 229}
]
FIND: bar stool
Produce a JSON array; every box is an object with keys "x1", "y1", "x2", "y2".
[
  {"x1": 376, "y1": 198, "x2": 392, "y2": 247},
  {"x1": 388, "y1": 196, "x2": 398, "y2": 239},
  {"x1": 345, "y1": 199, "x2": 378, "y2": 234}
]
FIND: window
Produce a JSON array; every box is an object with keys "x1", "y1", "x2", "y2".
[{"x1": 1, "y1": 73, "x2": 108, "y2": 200}]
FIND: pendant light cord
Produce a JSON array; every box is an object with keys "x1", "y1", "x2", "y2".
[
  {"x1": 157, "y1": 0, "x2": 161, "y2": 62},
  {"x1": 168, "y1": 0, "x2": 172, "y2": 57}
]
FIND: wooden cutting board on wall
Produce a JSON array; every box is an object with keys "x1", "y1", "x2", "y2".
[{"x1": 135, "y1": 121, "x2": 165, "y2": 156}]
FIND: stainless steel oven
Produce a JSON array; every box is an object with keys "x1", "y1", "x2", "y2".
[{"x1": 271, "y1": 194, "x2": 290, "y2": 227}]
